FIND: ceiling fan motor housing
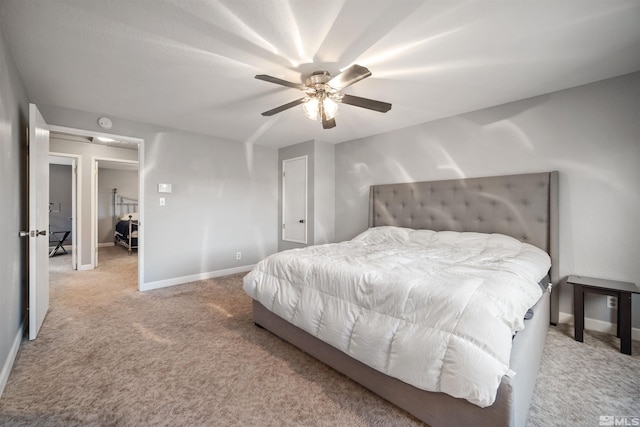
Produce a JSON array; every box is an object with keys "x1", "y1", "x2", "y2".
[
  {"x1": 306, "y1": 70, "x2": 331, "y2": 86},
  {"x1": 305, "y1": 70, "x2": 342, "y2": 103}
]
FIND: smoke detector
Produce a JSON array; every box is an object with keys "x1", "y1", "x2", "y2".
[{"x1": 97, "y1": 117, "x2": 113, "y2": 129}]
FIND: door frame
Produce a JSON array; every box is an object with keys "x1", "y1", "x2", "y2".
[
  {"x1": 91, "y1": 157, "x2": 139, "y2": 268},
  {"x1": 48, "y1": 124, "x2": 145, "y2": 289},
  {"x1": 49, "y1": 152, "x2": 81, "y2": 270}
]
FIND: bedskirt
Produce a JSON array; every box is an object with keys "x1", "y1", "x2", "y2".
[{"x1": 252, "y1": 287, "x2": 550, "y2": 427}]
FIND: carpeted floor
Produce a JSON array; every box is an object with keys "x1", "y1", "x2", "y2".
[{"x1": 0, "y1": 247, "x2": 638, "y2": 426}]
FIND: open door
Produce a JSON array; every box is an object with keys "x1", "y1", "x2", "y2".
[{"x1": 27, "y1": 103, "x2": 50, "y2": 340}]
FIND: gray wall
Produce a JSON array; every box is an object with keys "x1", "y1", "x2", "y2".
[
  {"x1": 39, "y1": 105, "x2": 279, "y2": 285},
  {"x1": 335, "y1": 72, "x2": 640, "y2": 328},
  {"x1": 49, "y1": 164, "x2": 72, "y2": 244},
  {"x1": 142, "y1": 131, "x2": 277, "y2": 283},
  {"x1": 0, "y1": 19, "x2": 29, "y2": 395},
  {"x1": 49, "y1": 137, "x2": 138, "y2": 266},
  {"x1": 313, "y1": 141, "x2": 335, "y2": 245},
  {"x1": 98, "y1": 167, "x2": 138, "y2": 244}
]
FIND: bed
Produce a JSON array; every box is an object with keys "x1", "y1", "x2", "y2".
[
  {"x1": 112, "y1": 188, "x2": 138, "y2": 253},
  {"x1": 244, "y1": 172, "x2": 559, "y2": 427}
]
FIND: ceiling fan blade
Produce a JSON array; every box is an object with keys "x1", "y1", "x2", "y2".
[
  {"x1": 327, "y1": 64, "x2": 371, "y2": 90},
  {"x1": 322, "y1": 117, "x2": 336, "y2": 129},
  {"x1": 255, "y1": 74, "x2": 306, "y2": 90},
  {"x1": 319, "y1": 96, "x2": 336, "y2": 129},
  {"x1": 338, "y1": 94, "x2": 392, "y2": 113},
  {"x1": 261, "y1": 98, "x2": 306, "y2": 116}
]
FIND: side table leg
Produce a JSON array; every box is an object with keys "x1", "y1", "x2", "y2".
[
  {"x1": 574, "y1": 284, "x2": 584, "y2": 342},
  {"x1": 619, "y1": 292, "x2": 632, "y2": 355},
  {"x1": 617, "y1": 292, "x2": 621, "y2": 338}
]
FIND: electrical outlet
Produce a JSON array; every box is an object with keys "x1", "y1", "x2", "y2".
[
  {"x1": 606, "y1": 296, "x2": 617, "y2": 310},
  {"x1": 236, "y1": 252, "x2": 241, "y2": 260}
]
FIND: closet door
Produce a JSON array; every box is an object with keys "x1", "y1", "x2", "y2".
[{"x1": 282, "y1": 156, "x2": 307, "y2": 244}]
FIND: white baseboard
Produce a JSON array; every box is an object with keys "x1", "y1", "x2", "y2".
[
  {"x1": 140, "y1": 264, "x2": 255, "y2": 292},
  {"x1": 98, "y1": 242, "x2": 115, "y2": 248},
  {"x1": 78, "y1": 264, "x2": 94, "y2": 271},
  {"x1": 0, "y1": 318, "x2": 25, "y2": 398},
  {"x1": 559, "y1": 311, "x2": 640, "y2": 341}
]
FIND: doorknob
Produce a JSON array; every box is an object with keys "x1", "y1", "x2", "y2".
[
  {"x1": 18, "y1": 230, "x2": 46, "y2": 237},
  {"x1": 299, "y1": 219, "x2": 305, "y2": 223}
]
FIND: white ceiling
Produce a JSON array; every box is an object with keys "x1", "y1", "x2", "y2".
[{"x1": 1, "y1": 1, "x2": 639, "y2": 148}]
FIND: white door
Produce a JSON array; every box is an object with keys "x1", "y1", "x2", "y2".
[
  {"x1": 282, "y1": 156, "x2": 307, "y2": 244},
  {"x1": 28, "y1": 104, "x2": 50, "y2": 340}
]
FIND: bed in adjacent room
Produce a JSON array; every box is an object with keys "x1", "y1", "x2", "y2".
[
  {"x1": 112, "y1": 188, "x2": 138, "y2": 253},
  {"x1": 243, "y1": 172, "x2": 559, "y2": 427}
]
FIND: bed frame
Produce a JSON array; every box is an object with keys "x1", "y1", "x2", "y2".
[
  {"x1": 252, "y1": 171, "x2": 559, "y2": 427},
  {"x1": 112, "y1": 188, "x2": 138, "y2": 253}
]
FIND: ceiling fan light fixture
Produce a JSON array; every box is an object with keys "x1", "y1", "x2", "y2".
[
  {"x1": 256, "y1": 64, "x2": 390, "y2": 128},
  {"x1": 95, "y1": 136, "x2": 115, "y2": 142},
  {"x1": 303, "y1": 96, "x2": 338, "y2": 121}
]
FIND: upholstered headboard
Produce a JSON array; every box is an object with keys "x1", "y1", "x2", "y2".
[{"x1": 368, "y1": 171, "x2": 559, "y2": 323}]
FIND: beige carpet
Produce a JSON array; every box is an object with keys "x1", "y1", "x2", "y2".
[{"x1": 0, "y1": 246, "x2": 638, "y2": 426}]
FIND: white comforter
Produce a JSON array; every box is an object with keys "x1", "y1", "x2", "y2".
[{"x1": 243, "y1": 226, "x2": 550, "y2": 407}]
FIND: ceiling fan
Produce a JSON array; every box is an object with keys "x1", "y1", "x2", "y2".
[{"x1": 255, "y1": 64, "x2": 392, "y2": 129}]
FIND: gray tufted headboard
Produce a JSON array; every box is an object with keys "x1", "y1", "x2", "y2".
[{"x1": 368, "y1": 171, "x2": 559, "y2": 323}]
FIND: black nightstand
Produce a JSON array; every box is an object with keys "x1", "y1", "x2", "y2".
[{"x1": 569, "y1": 275, "x2": 639, "y2": 355}]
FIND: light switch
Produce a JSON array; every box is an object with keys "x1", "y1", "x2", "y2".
[{"x1": 159, "y1": 197, "x2": 166, "y2": 206}]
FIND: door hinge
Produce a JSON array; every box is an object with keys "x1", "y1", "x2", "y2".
[
  {"x1": 282, "y1": 224, "x2": 285, "y2": 229},
  {"x1": 282, "y1": 171, "x2": 285, "y2": 177}
]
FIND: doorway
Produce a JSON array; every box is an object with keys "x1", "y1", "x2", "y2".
[
  {"x1": 27, "y1": 105, "x2": 145, "y2": 341},
  {"x1": 48, "y1": 153, "x2": 80, "y2": 270},
  {"x1": 92, "y1": 158, "x2": 139, "y2": 268},
  {"x1": 47, "y1": 126, "x2": 144, "y2": 289}
]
